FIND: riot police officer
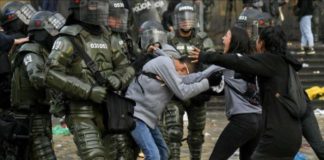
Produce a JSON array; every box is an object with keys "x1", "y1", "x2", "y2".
[
  {"x1": 45, "y1": 0, "x2": 135, "y2": 159},
  {"x1": 128, "y1": 0, "x2": 168, "y2": 39},
  {"x1": 108, "y1": 0, "x2": 141, "y2": 62},
  {"x1": 0, "y1": 3, "x2": 35, "y2": 159},
  {"x1": 165, "y1": 1, "x2": 215, "y2": 160},
  {"x1": 8, "y1": 11, "x2": 65, "y2": 160},
  {"x1": 0, "y1": 1, "x2": 36, "y2": 113},
  {"x1": 236, "y1": 0, "x2": 273, "y2": 51},
  {"x1": 104, "y1": 0, "x2": 139, "y2": 159}
]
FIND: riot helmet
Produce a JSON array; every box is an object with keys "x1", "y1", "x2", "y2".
[
  {"x1": 69, "y1": 0, "x2": 109, "y2": 26},
  {"x1": 28, "y1": 11, "x2": 66, "y2": 49},
  {"x1": 174, "y1": 1, "x2": 197, "y2": 32},
  {"x1": 139, "y1": 20, "x2": 167, "y2": 50},
  {"x1": 0, "y1": 1, "x2": 36, "y2": 33},
  {"x1": 235, "y1": 7, "x2": 263, "y2": 41},
  {"x1": 108, "y1": 0, "x2": 128, "y2": 33}
]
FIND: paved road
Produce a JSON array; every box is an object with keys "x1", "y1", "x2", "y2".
[{"x1": 53, "y1": 111, "x2": 324, "y2": 160}]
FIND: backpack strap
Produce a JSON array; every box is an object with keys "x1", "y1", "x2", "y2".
[
  {"x1": 225, "y1": 81, "x2": 260, "y2": 106},
  {"x1": 65, "y1": 36, "x2": 107, "y2": 86},
  {"x1": 135, "y1": 70, "x2": 163, "y2": 94}
]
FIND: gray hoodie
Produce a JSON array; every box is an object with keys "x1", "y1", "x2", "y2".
[
  {"x1": 223, "y1": 69, "x2": 262, "y2": 118},
  {"x1": 126, "y1": 46, "x2": 219, "y2": 129}
]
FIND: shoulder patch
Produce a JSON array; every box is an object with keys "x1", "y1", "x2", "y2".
[
  {"x1": 23, "y1": 54, "x2": 33, "y2": 66},
  {"x1": 51, "y1": 36, "x2": 74, "y2": 56}
]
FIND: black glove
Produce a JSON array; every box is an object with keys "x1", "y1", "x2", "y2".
[
  {"x1": 207, "y1": 71, "x2": 223, "y2": 86},
  {"x1": 191, "y1": 93, "x2": 211, "y2": 105}
]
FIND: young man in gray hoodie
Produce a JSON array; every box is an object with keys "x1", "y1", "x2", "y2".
[{"x1": 125, "y1": 44, "x2": 222, "y2": 160}]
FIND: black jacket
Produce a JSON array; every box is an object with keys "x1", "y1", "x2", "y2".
[
  {"x1": 0, "y1": 33, "x2": 14, "y2": 53},
  {"x1": 200, "y1": 51, "x2": 303, "y2": 157},
  {"x1": 297, "y1": 0, "x2": 314, "y2": 18}
]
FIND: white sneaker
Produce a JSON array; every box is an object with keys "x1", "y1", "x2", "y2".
[
  {"x1": 296, "y1": 49, "x2": 306, "y2": 55},
  {"x1": 307, "y1": 47, "x2": 316, "y2": 54}
]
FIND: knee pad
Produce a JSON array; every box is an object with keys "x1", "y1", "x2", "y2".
[
  {"x1": 73, "y1": 120, "x2": 106, "y2": 160},
  {"x1": 168, "y1": 127, "x2": 183, "y2": 143},
  {"x1": 31, "y1": 114, "x2": 51, "y2": 136},
  {"x1": 32, "y1": 136, "x2": 56, "y2": 160},
  {"x1": 164, "y1": 103, "x2": 183, "y2": 128},
  {"x1": 187, "y1": 131, "x2": 204, "y2": 146},
  {"x1": 187, "y1": 107, "x2": 206, "y2": 131}
]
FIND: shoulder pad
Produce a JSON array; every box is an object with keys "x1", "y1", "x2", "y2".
[
  {"x1": 18, "y1": 43, "x2": 42, "y2": 54},
  {"x1": 59, "y1": 25, "x2": 83, "y2": 36},
  {"x1": 196, "y1": 31, "x2": 208, "y2": 39},
  {"x1": 51, "y1": 36, "x2": 74, "y2": 56}
]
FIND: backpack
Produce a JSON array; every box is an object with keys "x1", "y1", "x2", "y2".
[{"x1": 276, "y1": 65, "x2": 307, "y2": 119}]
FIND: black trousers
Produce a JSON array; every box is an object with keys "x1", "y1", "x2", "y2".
[
  {"x1": 209, "y1": 113, "x2": 262, "y2": 160},
  {"x1": 302, "y1": 104, "x2": 324, "y2": 160}
]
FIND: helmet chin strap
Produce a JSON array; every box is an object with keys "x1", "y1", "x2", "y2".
[{"x1": 180, "y1": 28, "x2": 192, "y2": 34}]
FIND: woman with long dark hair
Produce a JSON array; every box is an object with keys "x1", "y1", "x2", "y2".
[
  {"x1": 208, "y1": 26, "x2": 262, "y2": 160},
  {"x1": 192, "y1": 26, "x2": 303, "y2": 159}
]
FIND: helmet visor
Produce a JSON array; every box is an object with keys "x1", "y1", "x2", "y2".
[
  {"x1": 140, "y1": 29, "x2": 167, "y2": 50},
  {"x1": 16, "y1": 4, "x2": 36, "y2": 25},
  {"x1": 108, "y1": 8, "x2": 128, "y2": 32},
  {"x1": 77, "y1": 0, "x2": 109, "y2": 26},
  {"x1": 175, "y1": 11, "x2": 197, "y2": 30},
  {"x1": 43, "y1": 13, "x2": 66, "y2": 36}
]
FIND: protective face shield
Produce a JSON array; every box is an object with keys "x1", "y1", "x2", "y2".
[
  {"x1": 108, "y1": 0, "x2": 128, "y2": 32},
  {"x1": 0, "y1": 2, "x2": 36, "y2": 26},
  {"x1": 235, "y1": 7, "x2": 263, "y2": 41},
  {"x1": 139, "y1": 20, "x2": 167, "y2": 50},
  {"x1": 70, "y1": 0, "x2": 109, "y2": 26},
  {"x1": 174, "y1": 2, "x2": 197, "y2": 31},
  {"x1": 153, "y1": 0, "x2": 168, "y2": 16},
  {"x1": 28, "y1": 11, "x2": 66, "y2": 36},
  {"x1": 130, "y1": 0, "x2": 162, "y2": 30}
]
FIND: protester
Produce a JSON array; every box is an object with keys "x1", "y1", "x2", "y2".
[
  {"x1": 0, "y1": 33, "x2": 28, "y2": 52},
  {"x1": 126, "y1": 44, "x2": 222, "y2": 160},
  {"x1": 296, "y1": 0, "x2": 315, "y2": 54},
  {"x1": 208, "y1": 26, "x2": 262, "y2": 160},
  {"x1": 191, "y1": 26, "x2": 303, "y2": 159},
  {"x1": 302, "y1": 97, "x2": 324, "y2": 159}
]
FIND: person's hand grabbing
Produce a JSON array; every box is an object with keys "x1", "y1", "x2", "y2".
[
  {"x1": 207, "y1": 71, "x2": 223, "y2": 86},
  {"x1": 14, "y1": 37, "x2": 29, "y2": 45},
  {"x1": 189, "y1": 47, "x2": 201, "y2": 63},
  {"x1": 146, "y1": 43, "x2": 161, "y2": 53}
]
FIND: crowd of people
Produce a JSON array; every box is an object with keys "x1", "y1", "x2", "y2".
[{"x1": 0, "y1": 0, "x2": 323, "y2": 160}]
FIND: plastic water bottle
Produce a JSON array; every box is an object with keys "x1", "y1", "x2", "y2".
[{"x1": 294, "y1": 152, "x2": 307, "y2": 160}]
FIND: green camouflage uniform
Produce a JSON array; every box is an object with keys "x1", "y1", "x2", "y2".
[
  {"x1": 45, "y1": 25, "x2": 135, "y2": 160},
  {"x1": 10, "y1": 42, "x2": 56, "y2": 160},
  {"x1": 164, "y1": 30, "x2": 215, "y2": 160},
  {"x1": 103, "y1": 31, "x2": 139, "y2": 160}
]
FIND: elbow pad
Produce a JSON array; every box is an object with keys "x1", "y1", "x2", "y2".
[{"x1": 46, "y1": 70, "x2": 92, "y2": 99}]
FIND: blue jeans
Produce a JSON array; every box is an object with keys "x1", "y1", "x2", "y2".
[
  {"x1": 300, "y1": 15, "x2": 314, "y2": 47},
  {"x1": 131, "y1": 119, "x2": 169, "y2": 160}
]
